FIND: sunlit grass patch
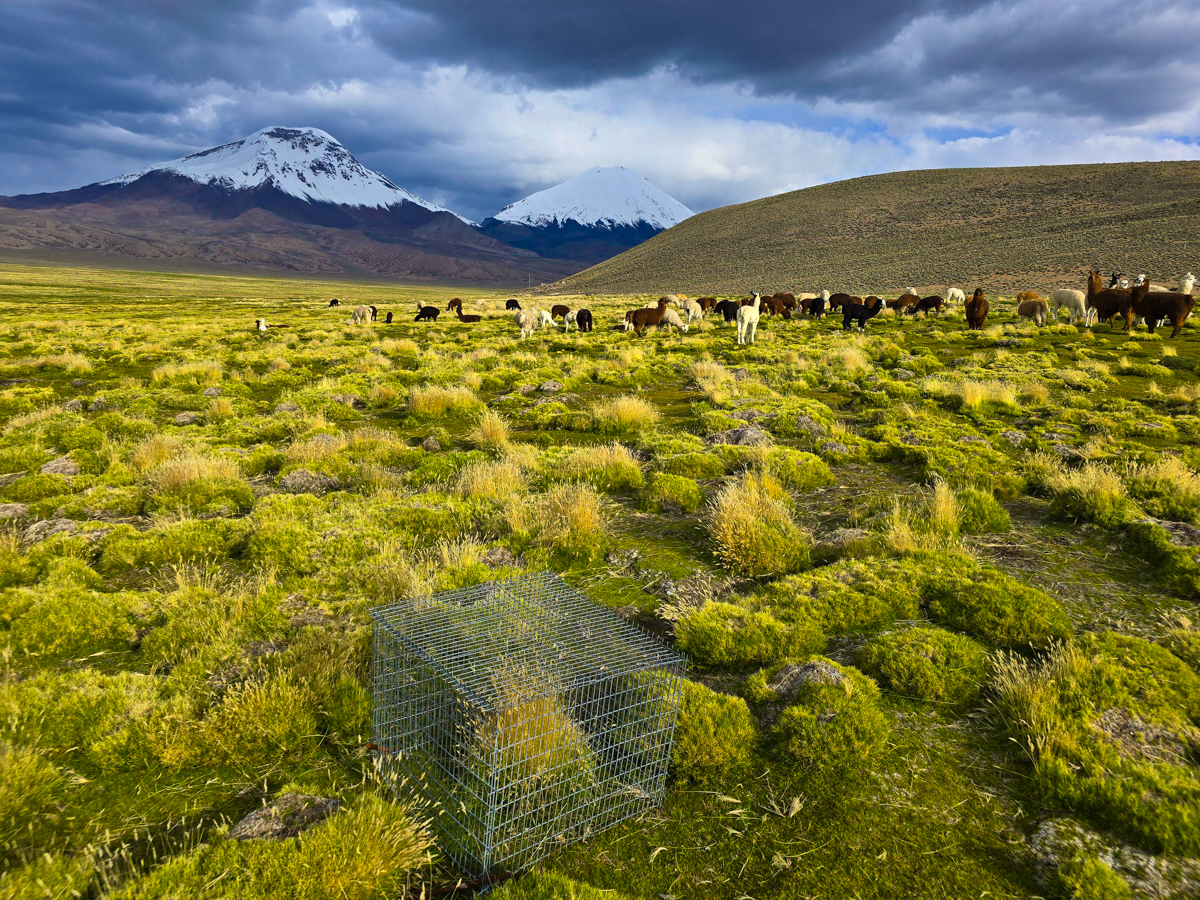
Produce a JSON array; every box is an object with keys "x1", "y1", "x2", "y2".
[
  {"x1": 151, "y1": 359, "x2": 222, "y2": 385},
  {"x1": 409, "y1": 384, "x2": 482, "y2": 417},
  {"x1": 591, "y1": 395, "x2": 660, "y2": 432}
]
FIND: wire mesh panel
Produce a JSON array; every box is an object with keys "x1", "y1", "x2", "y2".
[{"x1": 370, "y1": 571, "x2": 685, "y2": 881}]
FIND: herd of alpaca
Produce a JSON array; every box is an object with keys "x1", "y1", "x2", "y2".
[{"x1": 281, "y1": 274, "x2": 1195, "y2": 344}]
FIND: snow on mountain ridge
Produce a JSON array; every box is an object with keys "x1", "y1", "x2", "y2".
[
  {"x1": 102, "y1": 127, "x2": 471, "y2": 222},
  {"x1": 493, "y1": 166, "x2": 693, "y2": 230}
]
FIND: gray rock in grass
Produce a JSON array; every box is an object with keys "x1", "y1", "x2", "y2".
[
  {"x1": 820, "y1": 440, "x2": 850, "y2": 456},
  {"x1": 704, "y1": 424, "x2": 773, "y2": 448},
  {"x1": 891, "y1": 368, "x2": 916, "y2": 381},
  {"x1": 40, "y1": 455, "x2": 79, "y2": 476},
  {"x1": 202, "y1": 386, "x2": 222, "y2": 398},
  {"x1": 228, "y1": 794, "x2": 342, "y2": 841},
  {"x1": 61, "y1": 399, "x2": 85, "y2": 412},
  {"x1": 279, "y1": 469, "x2": 341, "y2": 495},
  {"x1": 1000, "y1": 430, "x2": 1028, "y2": 445},
  {"x1": 538, "y1": 380, "x2": 563, "y2": 394},
  {"x1": 1139, "y1": 517, "x2": 1200, "y2": 549},
  {"x1": 23, "y1": 518, "x2": 78, "y2": 544},
  {"x1": 274, "y1": 401, "x2": 301, "y2": 414},
  {"x1": 173, "y1": 412, "x2": 201, "y2": 426},
  {"x1": 0, "y1": 503, "x2": 30, "y2": 520},
  {"x1": 421, "y1": 435, "x2": 442, "y2": 452},
  {"x1": 794, "y1": 415, "x2": 825, "y2": 437},
  {"x1": 89, "y1": 397, "x2": 110, "y2": 412},
  {"x1": 70, "y1": 378, "x2": 90, "y2": 389},
  {"x1": 332, "y1": 393, "x2": 364, "y2": 409},
  {"x1": 770, "y1": 660, "x2": 845, "y2": 702}
]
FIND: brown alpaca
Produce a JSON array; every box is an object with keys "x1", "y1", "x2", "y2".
[
  {"x1": 697, "y1": 297, "x2": 718, "y2": 312},
  {"x1": 759, "y1": 295, "x2": 786, "y2": 317},
  {"x1": 1086, "y1": 270, "x2": 1133, "y2": 330},
  {"x1": 828, "y1": 293, "x2": 855, "y2": 311},
  {"x1": 1016, "y1": 297, "x2": 1049, "y2": 327},
  {"x1": 455, "y1": 308, "x2": 481, "y2": 324},
  {"x1": 627, "y1": 298, "x2": 669, "y2": 335},
  {"x1": 907, "y1": 295, "x2": 943, "y2": 316},
  {"x1": 446, "y1": 298, "x2": 463, "y2": 313},
  {"x1": 550, "y1": 304, "x2": 570, "y2": 319},
  {"x1": 887, "y1": 293, "x2": 920, "y2": 311},
  {"x1": 965, "y1": 288, "x2": 989, "y2": 330},
  {"x1": 1130, "y1": 281, "x2": 1195, "y2": 338},
  {"x1": 774, "y1": 292, "x2": 797, "y2": 312},
  {"x1": 1014, "y1": 290, "x2": 1041, "y2": 305}
]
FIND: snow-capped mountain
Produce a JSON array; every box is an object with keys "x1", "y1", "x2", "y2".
[
  {"x1": 479, "y1": 167, "x2": 692, "y2": 261},
  {"x1": 101, "y1": 126, "x2": 470, "y2": 222},
  {"x1": 493, "y1": 166, "x2": 692, "y2": 230}
]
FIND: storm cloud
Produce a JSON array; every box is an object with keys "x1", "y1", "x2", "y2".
[{"x1": 2, "y1": 0, "x2": 1198, "y2": 221}]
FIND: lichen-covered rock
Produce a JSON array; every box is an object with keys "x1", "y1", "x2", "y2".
[
  {"x1": 227, "y1": 793, "x2": 342, "y2": 841},
  {"x1": 795, "y1": 415, "x2": 825, "y2": 437},
  {"x1": 279, "y1": 469, "x2": 341, "y2": 495},
  {"x1": 89, "y1": 397, "x2": 110, "y2": 412},
  {"x1": 0, "y1": 502, "x2": 30, "y2": 519},
  {"x1": 61, "y1": 399, "x2": 85, "y2": 412},
  {"x1": 481, "y1": 546, "x2": 521, "y2": 569},
  {"x1": 1138, "y1": 517, "x2": 1200, "y2": 549},
  {"x1": 421, "y1": 435, "x2": 442, "y2": 452},
  {"x1": 23, "y1": 518, "x2": 79, "y2": 544},
  {"x1": 173, "y1": 412, "x2": 201, "y2": 426},
  {"x1": 40, "y1": 456, "x2": 79, "y2": 476},
  {"x1": 539, "y1": 380, "x2": 563, "y2": 394},
  {"x1": 820, "y1": 440, "x2": 850, "y2": 456},
  {"x1": 1030, "y1": 817, "x2": 1200, "y2": 899},
  {"x1": 704, "y1": 424, "x2": 773, "y2": 447},
  {"x1": 769, "y1": 660, "x2": 846, "y2": 702},
  {"x1": 332, "y1": 393, "x2": 364, "y2": 409},
  {"x1": 892, "y1": 368, "x2": 916, "y2": 381},
  {"x1": 274, "y1": 401, "x2": 300, "y2": 414},
  {"x1": 1000, "y1": 430, "x2": 1028, "y2": 445},
  {"x1": 202, "y1": 386, "x2": 222, "y2": 398}
]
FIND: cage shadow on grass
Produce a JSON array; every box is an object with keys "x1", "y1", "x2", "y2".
[{"x1": 370, "y1": 571, "x2": 684, "y2": 884}]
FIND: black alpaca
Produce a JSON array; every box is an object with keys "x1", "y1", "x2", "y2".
[
  {"x1": 576, "y1": 309, "x2": 593, "y2": 332},
  {"x1": 328, "y1": 298, "x2": 339, "y2": 307},
  {"x1": 415, "y1": 307, "x2": 440, "y2": 322},
  {"x1": 384, "y1": 311, "x2": 393, "y2": 324},
  {"x1": 369, "y1": 305, "x2": 378, "y2": 322},
  {"x1": 842, "y1": 297, "x2": 883, "y2": 331},
  {"x1": 714, "y1": 300, "x2": 739, "y2": 323},
  {"x1": 505, "y1": 298, "x2": 521, "y2": 310},
  {"x1": 808, "y1": 297, "x2": 826, "y2": 318}
]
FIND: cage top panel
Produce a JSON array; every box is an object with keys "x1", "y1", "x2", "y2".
[{"x1": 370, "y1": 571, "x2": 684, "y2": 711}]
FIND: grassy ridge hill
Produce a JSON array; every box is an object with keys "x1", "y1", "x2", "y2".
[{"x1": 552, "y1": 161, "x2": 1200, "y2": 296}]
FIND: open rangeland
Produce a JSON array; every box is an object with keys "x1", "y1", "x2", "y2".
[{"x1": 4, "y1": 263, "x2": 1200, "y2": 899}]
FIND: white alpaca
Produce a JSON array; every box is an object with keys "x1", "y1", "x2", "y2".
[
  {"x1": 514, "y1": 310, "x2": 536, "y2": 339},
  {"x1": 255, "y1": 318, "x2": 267, "y2": 332},
  {"x1": 945, "y1": 287, "x2": 965, "y2": 304},
  {"x1": 659, "y1": 308, "x2": 689, "y2": 333},
  {"x1": 682, "y1": 299, "x2": 703, "y2": 323},
  {"x1": 1051, "y1": 289, "x2": 1088, "y2": 325},
  {"x1": 1181, "y1": 272, "x2": 1196, "y2": 295},
  {"x1": 350, "y1": 304, "x2": 371, "y2": 325},
  {"x1": 538, "y1": 309, "x2": 553, "y2": 328},
  {"x1": 564, "y1": 310, "x2": 579, "y2": 332},
  {"x1": 796, "y1": 292, "x2": 817, "y2": 305},
  {"x1": 905, "y1": 287, "x2": 917, "y2": 297},
  {"x1": 737, "y1": 292, "x2": 762, "y2": 345}
]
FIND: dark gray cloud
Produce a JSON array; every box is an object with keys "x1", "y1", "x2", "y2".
[{"x1": 0, "y1": 0, "x2": 1197, "y2": 219}]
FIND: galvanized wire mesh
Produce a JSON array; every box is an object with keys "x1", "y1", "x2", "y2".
[{"x1": 371, "y1": 571, "x2": 684, "y2": 881}]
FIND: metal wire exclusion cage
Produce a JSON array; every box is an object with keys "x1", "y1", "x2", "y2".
[{"x1": 370, "y1": 571, "x2": 685, "y2": 882}]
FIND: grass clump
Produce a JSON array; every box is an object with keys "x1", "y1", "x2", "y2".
[
  {"x1": 525, "y1": 483, "x2": 610, "y2": 558},
  {"x1": 858, "y1": 627, "x2": 989, "y2": 706},
  {"x1": 671, "y1": 679, "x2": 757, "y2": 784},
  {"x1": 1047, "y1": 463, "x2": 1139, "y2": 528},
  {"x1": 409, "y1": 384, "x2": 482, "y2": 417},
  {"x1": 1125, "y1": 456, "x2": 1200, "y2": 525},
  {"x1": 110, "y1": 794, "x2": 432, "y2": 900},
  {"x1": 456, "y1": 459, "x2": 526, "y2": 501},
  {"x1": 638, "y1": 472, "x2": 703, "y2": 513},
  {"x1": 675, "y1": 601, "x2": 823, "y2": 670},
  {"x1": 151, "y1": 359, "x2": 222, "y2": 385},
  {"x1": 591, "y1": 395, "x2": 660, "y2": 433},
  {"x1": 760, "y1": 447, "x2": 835, "y2": 491},
  {"x1": 772, "y1": 660, "x2": 889, "y2": 776},
  {"x1": 0, "y1": 742, "x2": 64, "y2": 845},
  {"x1": 469, "y1": 409, "x2": 510, "y2": 451},
  {"x1": 707, "y1": 471, "x2": 809, "y2": 577},
  {"x1": 956, "y1": 487, "x2": 1011, "y2": 533},
  {"x1": 146, "y1": 453, "x2": 254, "y2": 515},
  {"x1": 558, "y1": 442, "x2": 644, "y2": 492}
]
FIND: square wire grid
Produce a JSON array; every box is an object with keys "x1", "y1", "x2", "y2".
[{"x1": 371, "y1": 571, "x2": 684, "y2": 881}]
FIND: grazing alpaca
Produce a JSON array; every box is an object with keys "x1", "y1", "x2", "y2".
[
  {"x1": 538, "y1": 309, "x2": 554, "y2": 328},
  {"x1": 369, "y1": 305, "x2": 378, "y2": 322},
  {"x1": 809, "y1": 290, "x2": 830, "y2": 318},
  {"x1": 682, "y1": 298, "x2": 703, "y2": 323},
  {"x1": 759, "y1": 294, "x2": 787, "y2": 317},
  {"x1": 1130, "y1": 280, "x2": 1195, "y2": 338},
  {"x1": 456, "y1": 308, "x2": 482, "y2": 324},
  {"x1": 506, "y1": 298, "x2": 521, "y2": 310},
  {"x1": 564, "y1": 310, "x2": 579, "y2": 332},
  {"x1": 514, "y1": 309, "x2": 537, "y2": 339},
  {"x1": 1086, "y1": 270, "x2": 1133, "y2": 330},
  {"x1": 1014, "y1": 291, "x2": 1041, "y2": 305},
  {"x1": 841, "y1": 296, "x2": 883, "y2": 331},
  {"x1": 945, "y1": 287, "x2": 965, "y2": 304},
  {"x1": 576, "y1": 309, "x2": 593, "y2": 332},
  {"x1": 714, "y1": 299, "x2": 740, "y2": 324},
  {"x1": 905, "y1": 287, "x2": 917, "y2": 297},
  {"x1": 627, "y1": 298, "x2": 670, "y2": 335},
  {"x1": 737, "y1": 292, "x2": 762, "y2": 345},
  {"x1": 827, "y1": 292, "x2": 854, "y2": 311},
  {"x1": 1051, "y1": 288, "x2": 1088, "y2": 325},
  {"x1": 965, "y1": 288, "x2": 989, "y2": 330},
  {"x1": 775, "y1": 292, "x2": 798, "y2": 312},
  {"x1": 328, "y1": 298, "x2": 340, "y2": 308},
  {"x1": 415, "y1": 306, "x2": 440, "y2": 322},
  {"x1": 696, "y1": 297, "x2": 718, "y2": 312},
  {"x1": 255, "y1": 318, "x2": 289, "y2": 331},
  {"x1": 1017, "y1": 296, "x2": 1049, "y2": 327},
  {"x1": 888, "y1": 293, "x2": 920, "y2": 312},
  {"x1": 385, "y1": 311, "x2": 393, "y2": 324},
  {"x1": 907, "y1": 295, "x2": 943, "y2": 316},
  {"x1": 659, "y1": 308, "x2": 689, "y2": 333},
  {"x1": 551, "y1": 304, "x2": 570, "y2": 320},
  {"x1": 351, "y1": 304, "x2": 372, "y2": 325},
  {"x1": 446, "y1": 298, "x2": 463, "y2": 313}
]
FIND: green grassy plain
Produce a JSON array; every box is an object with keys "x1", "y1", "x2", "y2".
[{"x1": 2, "y1": 262, "x2": 1200, "y2": 899}]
